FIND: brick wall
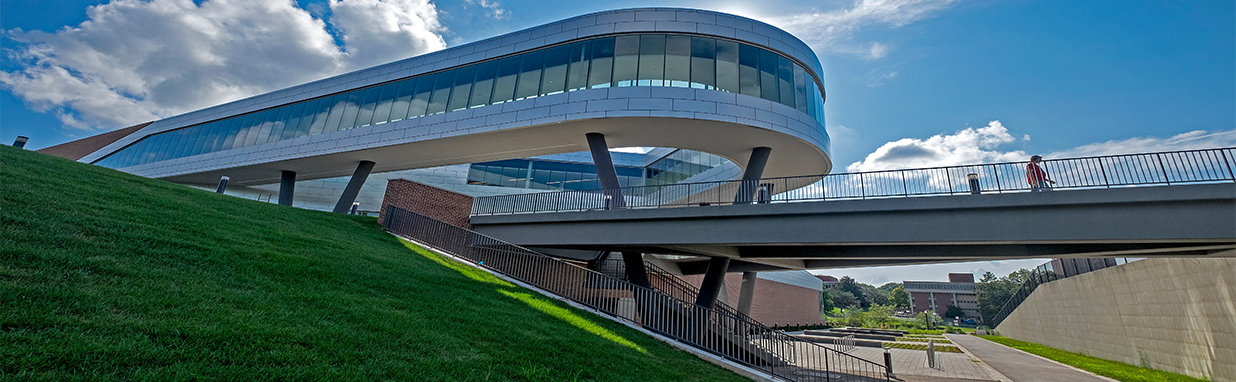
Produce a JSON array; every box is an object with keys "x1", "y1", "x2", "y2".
[
  {"x1": 38, "y1": 122, "x2": 150, "y2": 160},
  {"x1": 379, "y1": 179, "x2": 474, "y2": 229},
  {"x1": 682, "y1": 273, "x2": 825, "y2": 327}
]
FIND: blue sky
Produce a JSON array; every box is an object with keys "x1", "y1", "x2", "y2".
[{"x1": 3, "y1": 0, "x2": 1233, "y2": 284}]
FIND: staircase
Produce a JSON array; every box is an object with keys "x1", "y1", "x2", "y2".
[{"x1": 384, "y1": 206, "x2": 890, "y2": 382}]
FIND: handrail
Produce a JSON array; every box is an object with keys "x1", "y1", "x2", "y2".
[
  {"x1": 593, "y1": 257, "x2": 761, "y2": 324},
  {"x1": 384, "y1": 206, "x2": 890, "y2": 381},
  {"x1": 472, "y1": 147, "x2": 1236, "y2": 216},
  {"x1": 986, "y1": 262, "x2": 1067, "y2": 328}
]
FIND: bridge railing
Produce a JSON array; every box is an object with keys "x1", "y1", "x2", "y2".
[
  {"x1": 384, "y1": 206, "x2": 890, "y2": 382},
  {"x1": 471, "y1": 147, "x2": 1235, "y2": 215}
]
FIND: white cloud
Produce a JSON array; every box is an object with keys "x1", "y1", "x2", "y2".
[
  {"x1": 0, "y1": 0, "x2": 446, "y2": 132},
  {"x1": 464, "y1": 0, "x2": 510, "y2": 20},
  {"x1": 1048, "y1": 129, "x2": 1236, "y2": 158},
  {"x1": 847, "y1": 121, "x2": 1028, "y2": 172},
  {"x1": 766, "y1": 0, "x2": 958, "y2": 59}
]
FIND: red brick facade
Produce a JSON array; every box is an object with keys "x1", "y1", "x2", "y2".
[
  {"x1": 682, "y1": 273, "x2": 824, "y2": 327},
  {"x1": 379, "y1": 179, "x2": 474, "y2": 229},
  {"x1": 38, "y1": 122, "x2": 150, "y2": 160}
]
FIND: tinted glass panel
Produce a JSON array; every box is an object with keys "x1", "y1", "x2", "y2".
[
  {"x1": 337, "y1": 91, "x2": 363, "y2": 130},
  {"x1": 637, "y1": 34, "x2": 665, "y2": 86},
  {"x1": 540, "y1": 45, "x2": 569, "y2": 95},
  {"x1": 515, "y1": 51, "x2": 543, "y2": 100},
  {"x1": 470, "y1": 61, "x2": 497, "y2": 107},
  {"x1": 220, "y1": 116, "x2": 243, "y2": 150},
  {"x1": 283, "y1": 103, "x2": 306, "y2": 140},
  {"x1": 716, "y1": 40, "x2": 739, "y2": 93},
  {"x1": 448, "y1": 66, "x2": 475, "y2": 111},
  {"x1": 371, "y1": 82, "x2": 398, "y2": 125},
  {"x1": 690, "y1": 37, "x2": 716, "y2": 89},
  {"x1": 738, "y1": 44, "x2": 760, "y2": 97},
  {"x1": 492, "y1": 56, "x2": 520, "y2": 103},
  {"x1": 427, "y1": 70, "x2": 454, "y2": 115},
  {"x1": 390, "y1": 78, "x2": 416, "y2": 121},
  {"x1": 613, "y1": 36, "x2": 639, "y2": 87},
  {"x1": 588, "y1": 37, "x2": 614, "y2": 88},
  {"x1": 266, "y1": 106, "x2": 292, "y2": 143},
  {"x1": 299, "y1": 98, "x2": 324, "y2": 137},
  {"x1": 354, "y1": 86, "x2": 382, "y2": 128},
  {"x1": 565, "y1": 42, "x2": 591, "y2": 91},
  {"x1": 320, "y1": 94, "x2": 349, "y2": 133},
  {"x1": 664, "y1": 35, "x2": 690, "y2": 87},
  {"x1": 760, "y1": 49, "x2": 779, "y2": 102},
  {"x1": 777, "y1": 56, "x2": 795, "y2": 107},
  {"x1": 793, "y1": 65, "x2": 808, "y2": 114},
  {"x1": 409, "y1": 75, "x2": 434, "y2": 118}
]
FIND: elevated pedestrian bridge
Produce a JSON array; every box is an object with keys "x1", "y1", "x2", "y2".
[{"x1": 468, "y1": 148, "x2": 1236, "y2": 274}]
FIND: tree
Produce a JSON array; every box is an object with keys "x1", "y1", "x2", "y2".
[
  {"x1": 867, "y1": 304, "x2": 895, "y2": 328},
  {"x1": 877, "y1": 282, "x2": 901, "y2": 292},
  {"x1": 944, "y1": 305, "x2": 965, "y2": 319},
  {"x1": 836, "y1": 276, "x2": 870, "y2": 308},
  {"x1": 820, "y1": 286, "x2": 836, "y2": 315},
  {"x1": 829, "y1": 289, "x2": 859, "y2": 309},
  {"x1": 890, "y1": 286, "x2": 909, "y2": 309},
  {"x1": 975, "y1": 269, "x2": 1033, "y2": 324}
]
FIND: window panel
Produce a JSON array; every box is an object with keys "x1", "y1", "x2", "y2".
[
  {"x1": 637, "y1": 34, "x2": 665, "y2": 86},
  {"x1": 301, "y1": 98, "x2": 327, "y2": 137},
  {"x1": 217, "y1": 116, "x2": 240, "y2": 151},
  {"x1": 540, "y1": 45, "x2": 570, "y2": 96},
  {"x1": 243, "y1": 110, "x2": 268, "y2": 147},
  {"x1": 588, "y1": 37, "x2": 614, "y2": 88},
  {"x1": 371, "y1": 82, "x2": 398, "y2": 125},
  {"x1": 253, "y1": 112, "x2": 274, "y2": 146},
  {"x1": 665, "y1": 35, "x2": 691, "y2": 87},
  {"x1": 515, "y1": 51, "x2": 544, "y2": 100},
  {"x1": 198, "y1": 121, "x2": 222, "y2": 155},
  {"x1": 354, "y1": 86, "x2": 382, "y2": 128},
  {"x1": 716, "y1": 40, "x2": 740, "y2": 93},
  {"x1": 492, "y1": 56, "x2": 520, "y2": 103},
  {"x1": 267, "y1": 106, "x2": 293, "y2": 144},
  {"x1": 794, "y1": 65, "x2": 808, "y2": 114},
  {"x1": 409, "y1": 75, "x2": 434, "y2": 118},
  {"x1": 320, "y1": 94, "x2": 350, "y2": 134},
  {"x1": 427, "y1": 70, "x2": 454, "y2": 115},
  {"x1": 170, "y1": 129, "x2": 192, "y2": 159},
  {"x1": 778, "y1": 56, "x2": 795, "y2": 108},
  {"x1": 613, "y1": 36, "x2": 639, "y2": 87},
  {"x1": 470, "y1": 61, "x2": 497, "y2": 108},
  {"x1": 448, "y1": 66, "x2": 475, "y2": 112},
  {"x1": 336, "y1": 91, "x2": 363, "y2": 131},
  {"x1": 226, "y1": 113, "x2": 254, "y2": 149},
  {"x1": 760, "y1": 49, "x2": 779, "y2": 102},
  {"x1": 565, "y1": 41, "x2": 591, "y2": 91},
  {"x1": 738, "y1": 44, "x2": 760, "y2": 97},
  {"x1": 690, "y1": 37, "x2": 716, "y2": 89},
  {"x1": 389, "y1": 78, "x2": 416, "y2": 121},
  {"x1": 283, "y1": 103, "x2": 306, "y2": 140}
]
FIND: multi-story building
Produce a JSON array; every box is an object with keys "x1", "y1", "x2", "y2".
[{"x1": 903, "y1": 273, "x2": 980, "y2": 319}]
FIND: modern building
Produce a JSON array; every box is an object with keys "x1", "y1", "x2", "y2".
[
  {"x1": 41, "y1": 8, "x2": 830, "y2": 216},
  {"x1": 903, "y1": 273, "x2": 980, "y2": 319}
]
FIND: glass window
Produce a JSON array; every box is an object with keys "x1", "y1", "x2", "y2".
[
  {"x1": 637, "y1": 34, "x2": 665, "y2": 87},
  {"x1": 267, "y1": 106, "x2": 293, "y2": 144},
  {"x1": 336, "y1": 90, "x2": 363, "y2": 131},
  {"x1": 565, "y1": 41, "x2": 591, "y2": 91},
  {"x1": 243, "y1": 110, "x2": 268, "y2": 147},
  {"x1": 283, "y1": 103, "x2": 306, "y2": 140},
  {"x1": 716, "y1": 40, "x2": 740, "y2": 93},
  {"x1": 470, "y1": 61, "x2": 497, "y2": 108},
  {"x1": 254, "y1": 111, "x2": 275, "y2": 146},
  {"x1": 320, "y1": 94, "x2": 350, "y2": 134},
  {"x1": 738, "y1": 44, "x2": 760, "y2": 97},
  {"x1": 588, "y1": 37, "x2": 614, "y2": 89},
  {"x1": 613, "y1": 36, "x2": 639, "y2": 87},
  {"x1": 492, "y1": 56, "x2": 520, "y2": 103},
  {"x1": 793, "y1": 65, "x2": 808, "y2": 114},
  {"x1": 226, "y1": 113, "x2": 254, "y2": 149},
  {"x1": 193, "y1": 121, "x2": 216, "y2": 155},
  {"x1": 390, "y1": 78, "x2": 416, "y2": 121},
  {"x1": 778, "y1": 56, "x2": 795, "y2": 108},
  {"x1": 665, "y1": 35, "x2": 691, "y2": 88},
  {"x1": 448, "y1": 66, "x2": 475, "y2": 112},
  {"x1": 354, "y1": 86, "x2": 382, "y2": 128},
  {"x1": 371, "y1": 82, "x2": 398, "y2": 126},
  {"x1": 540, "y1": 45, "x2": 570, "y2": 96},
  {"x1": 427, "y1": 70, "x2": 454, "y2": 115},
  {"x1": 215, "y1": 117, "x2": 238, "y2": 151},
  {"x1": 690, "y1": 37, "x2": 716, "y2": 90},
  {"x1": 515, "y1": 51, "x2": 544, "y2": 100},
  {"x1": 760, "y1": 49, "x2": 779, "y2": 102},
  {"x1": 297, "y1": 98, "x2": 322, "y2": 137},
  {"x1": 409, "y1": 75, "x2": 434, "y2": 118}
]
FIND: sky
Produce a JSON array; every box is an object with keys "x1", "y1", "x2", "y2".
[{"x1": 2, "y1": 0, "x2": 1234, "y2": 285}]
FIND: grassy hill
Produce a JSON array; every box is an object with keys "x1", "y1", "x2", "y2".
[{"x1": 0, "y1": 146, "x2": 749, "y2": 382}]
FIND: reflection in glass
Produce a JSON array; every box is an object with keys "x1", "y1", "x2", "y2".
[
  {"x1": 448, "y1": 66, "x2": 475, "y2": 112},
  {"x1": 492, "y1": 56, "x2": 520, "y2": 103},
  {"x1": 565, "y1": 41, "x2": 591, "y2": 91},
  {"x1": 690, "y1": 37, "x2": 716, "y2": 89},
  {"x1": 515, "y1": 51, "x2": 544, "y2": 100},
  {"x1": 470, "y1": 61, "x2": 497, "y2": 108},
  {"x1": 541, "y1": 45, "x2": 570, "y2": 96},
  {"x1": 637, "y1": 34, "x2": 665, "y2": 87},
  {"x1": 716, "y1": 40, "x2": 739, "y2": 93},
  {"x1": 613, "y1": 36, "x2": 639, "y2": 87},
  {"x1": 588, "y1": 37, "x2": 614, "y2": 89},
  {"x1": 427, "y1": 70, "x2": 454, "y2": 115},
  {"x1": 665, "y1": 35, "x2": 691, "y2": 88}
]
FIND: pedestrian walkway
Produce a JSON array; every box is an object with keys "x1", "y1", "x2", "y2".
[
  {"x1": 946, "y1": 334, "x2": 1115, "y2": 382},
  {"x1": 846, "y1": 346, "x2": 996, "y2": 381}
]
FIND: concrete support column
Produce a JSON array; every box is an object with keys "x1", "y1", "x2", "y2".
[
  {"x1": 215, "y1": 176, "x2": 229, "y2": 193},
  {"x1": 694, "y1": 256, "x2": 731, "y2": 309},
  {"x1": 279, "y1": 170, "x2": 296, "y2": 206},
  {"x1": 737, "y1": 271, "x2": 758, "y2": 316},
  {"x1": 13, "y1": 136, "x2": 29, "y2": 149},
  {"x1": 734, "y1": 147, "x2": 772, "y2": 204},
  {"x1": 584, "y1": 133, "x2": 626, "y2": 209},
  {"x1": 620, "y1": 251, "x2": 651, "y2": 289},
  {"x1": 333, "y1": 160, "x2": 375, "y2": 213}
]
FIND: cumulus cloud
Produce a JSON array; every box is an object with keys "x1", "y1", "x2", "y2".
[
  {"x1": 766, "y1": 0, "x2": 958, "y2": 59},
  {"x1": 0, "y1": 0, "x2": 446, "y2": 132},
  {"x1": 1049, "y1": 129, "x2": 1236, "y2": 158},
  {"x1": 847, "y1": 121, "x2": 1028, "y2": 172}
]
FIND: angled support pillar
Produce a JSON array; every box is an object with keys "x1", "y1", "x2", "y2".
[
  {"x1": 584, "y1": 133, "x2": 626, "y2": 209},
  {"x1": 694, "y1": 256, "x2": 731, "y2": 309},
  {"x1": 737, "y1": 271, "x2": 758, "y2": 316},
  {"x1": 734, "y1": 147, "x2": 772, "y2": 204},
  {"x1": 279, "y1": 170, "x2": 296, "y2": 206},
  {"x1": 620, "y1": 251, "x2": 651, "y2": 289},
  {"x1": 333, "y1": 160, "x2": 375, "y2": 213}
]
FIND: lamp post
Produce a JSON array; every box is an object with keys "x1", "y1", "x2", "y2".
[{"x1": 967, "y1": 173, "x2": 981, "y2": 195}]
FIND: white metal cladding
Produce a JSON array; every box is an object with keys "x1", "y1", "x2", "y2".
[{"x1": 82, "y1": 8, "x2": 825, "y2": 164}]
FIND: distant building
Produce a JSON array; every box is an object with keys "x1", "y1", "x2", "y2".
[
  {"x1": 903, "y1": 273, "x2": 979, "y2": 319},
  {"x1": 814, "y1": 275, "x2": 838, "y2": 287}
]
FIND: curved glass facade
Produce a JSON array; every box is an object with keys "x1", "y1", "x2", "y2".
[
  {"x1": 95, "y1": 33, "x2": 826, "y2": 169},
  {"x1": 465, "y1": 149, "x2": 729, "y2": 191}
]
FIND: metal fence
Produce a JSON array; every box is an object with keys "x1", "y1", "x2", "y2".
[
  {"x1": 384, "y1": 206, "x2": 889, "y2": 381},
  {"x1": 592, "y1": 256, "x2": 762, "y2": 325},
  {"x1": 986, "y1": 262, "x2": 1067, "y2": 328},
  {"x1": 472, "y1": 147, "x2": 1236, "y2": 215}
]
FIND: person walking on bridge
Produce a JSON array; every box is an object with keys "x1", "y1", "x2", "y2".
[{"x1": 1027, "y1": 155, "x2": 1055, "y2": 192}]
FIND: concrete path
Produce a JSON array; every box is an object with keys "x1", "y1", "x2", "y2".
[{"x1": 946, "y1": 335, "x2": 1115, "y2": 382}]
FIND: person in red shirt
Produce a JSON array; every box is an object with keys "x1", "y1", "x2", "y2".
[{"x1": 1026, "y1": 155, "x2": 1055, "y2": 192}]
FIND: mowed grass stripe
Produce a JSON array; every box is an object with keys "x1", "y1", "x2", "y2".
[{"x1": 0, "y1": 146, "x2": 749, "y2": 382}]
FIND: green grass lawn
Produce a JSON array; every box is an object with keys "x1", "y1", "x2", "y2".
[
  {"x1": 979, "y1": 336, "x2": 1210, "y2": 382},
  {"x1": 0, "y1": 146, "x2": 750, "y2": 382}
]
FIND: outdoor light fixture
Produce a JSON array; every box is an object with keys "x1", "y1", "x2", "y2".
[{"x1": 966, "y1": 173, "x2": 981, "y2": 195}]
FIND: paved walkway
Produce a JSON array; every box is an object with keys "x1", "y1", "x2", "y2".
[
  {"x1": 847, "y1": 346, "x2": 996, "y2": 382},
  {"x1": 946, "y1": 334, "x2": 1115, "y2": 382}
]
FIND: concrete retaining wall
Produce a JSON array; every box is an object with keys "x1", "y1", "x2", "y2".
[{"x1": 996, "y1": 257, "x2": 1236, "y2": 381}]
